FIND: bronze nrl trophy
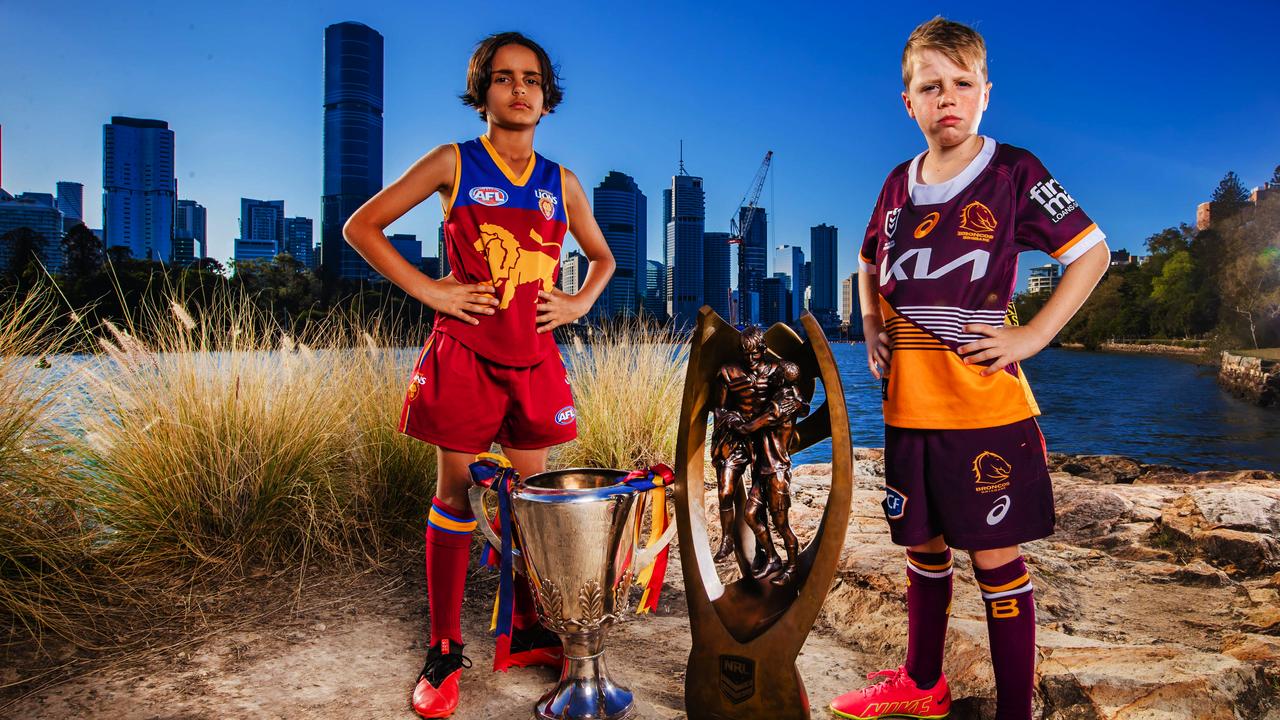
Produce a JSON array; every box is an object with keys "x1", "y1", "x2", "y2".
[{"x1": 673, "y1": 308, "x2": 853, "y2": 719}]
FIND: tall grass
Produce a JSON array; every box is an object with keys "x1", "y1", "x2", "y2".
[
  {"x1": 74, "y1": 291, "x2": 436, "y2": 575},
  {"x1": 554, "y1": 319, "x2": 689, "y2": 471},
  {"x1": 0, "y1": 288, "x2": 98, "y2": 645}
]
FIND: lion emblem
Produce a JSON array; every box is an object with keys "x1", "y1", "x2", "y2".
[{"x1": 474, "y1": 223, "x2": 560, "y2": 310}]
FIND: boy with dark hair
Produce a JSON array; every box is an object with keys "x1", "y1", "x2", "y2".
[
  {"x1": 344, "y1": 31, "x2": 615, "y2": 719},
  {"x1": 829, "y1": 17, "x2": 1109, "y2": 720}
]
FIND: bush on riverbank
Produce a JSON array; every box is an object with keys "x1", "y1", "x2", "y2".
[
  {"x1": 553, "y1": 319, "x2": 688, "y2": 472},
  {"x1": 0, "y1": 289, "x2": 105, "y2": 646},
  {"x1": 73, "y1": 292, "x2": 437, "y2": 573}
]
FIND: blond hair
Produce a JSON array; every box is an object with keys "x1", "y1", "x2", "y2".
[{"x1": 902, "y1": 17, "x2": 987, "y2": 87}]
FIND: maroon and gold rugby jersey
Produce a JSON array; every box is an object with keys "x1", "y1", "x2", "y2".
[
  {"x1": 859, "y1": 137, "x2": 1106, "y2": 430},
  {"x1": 434, "y1": 136, "x2": 569, "y2": 366}
]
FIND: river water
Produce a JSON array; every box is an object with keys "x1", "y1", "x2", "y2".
[
  {"x1": 27, "y1": 345, "x2": 1279, "y2": 472},
  {"x1": 791, "y1": 344, "x2": 1280, "y2": 472}
]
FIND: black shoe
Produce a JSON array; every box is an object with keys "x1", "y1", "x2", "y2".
[{"x1": 413, "y1": 640, "x2": 472, "y2": 718}]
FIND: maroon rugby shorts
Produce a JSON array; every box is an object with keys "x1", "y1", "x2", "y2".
[
  {"x1": 399, "y1": 331, "x2": 577, "y2": 454},
  {"x1": 881, "y1": 417, "x2": 1054, "y2": 550}
]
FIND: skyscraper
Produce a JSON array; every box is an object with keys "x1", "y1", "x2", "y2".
[
  {"x1": 593, "y1": 171, "x2": 646, "y2": 316},
  {"x1": 321, "y1": 22, "x2": 384, "y2": 284},
  {"x1": 810, "y1": 224, "x2": 839, "y2": 327},
  {"x1": 234, "y1": 198, "x2": 285, "y2": 264},
  {"x1": 644, "y1": 259, "x2": 666, "y2": 320},
  {"x1": 664, "y1": 173, "x2": 705, "y2": 329},
  {"x1": 284, "y1": 216, "x2": 314, "y2": 268},
  {"x1": 842, "y1": 272, "x2": 862, "y2": 338},
  {"x1": 704, "y1": 231, "x2": 731, "y2": 320},
  {"x1": 387, "y1": 233, "x2": 422, "y2": 272},
  {"x1": 760, "y1": 276, "x2": 787, "y2": 327},
  {"x1": 0, "y1": 192, "x2": 64, "y2": 274},
  {"x1": 174, "y1": 199, "x2": 207, "y2": 265},
  {"x1": 560, "y1": 250, "x2": 588, "y2": 296},
  {"x1": 103, "y1": 116, "x2": 176, "y2": 261},
  {"x1": 776, "y1": 245, "x2": 804, "y2": 324},
  {"x1": 737, "y1": 206, "x2": 768, "y2": 324},
  {"x1": 56, "y1": 181, "x2": 83, "y2": 231}
]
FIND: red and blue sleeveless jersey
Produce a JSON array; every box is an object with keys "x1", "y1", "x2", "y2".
[
  {"x1": 434, "y1": 136, "x2": 569, "y2": 366},
  {"x1": 859, "y1": 137, "x2": 1106, "y2": 430}
]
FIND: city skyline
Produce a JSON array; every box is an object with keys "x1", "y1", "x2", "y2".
[{"x1": 3, "y1": 2, "x2": 1279, "y2": 293}]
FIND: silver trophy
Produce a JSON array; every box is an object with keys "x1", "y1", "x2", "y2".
[{"x1": 471, "y1": 467, "x2": 675, "y2": 720}]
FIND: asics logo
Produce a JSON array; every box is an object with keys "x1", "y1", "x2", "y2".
[
  {"x1": 883, "y1": 247, "x2": 990, "y2": 282},
  {"x1": 987, "y1": 495, "x2": 1012, "y2": 525}
]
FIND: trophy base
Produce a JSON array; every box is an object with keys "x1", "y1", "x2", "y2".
[{"x1": 533, "y1": 631, "x2": 634, "y2": 720}]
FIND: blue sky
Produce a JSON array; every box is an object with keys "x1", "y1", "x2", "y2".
[{"x1": 3, "y1": 1, "x2": 1279, "y2": 291}]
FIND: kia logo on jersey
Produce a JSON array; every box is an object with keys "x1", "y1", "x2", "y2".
[
  {"x1": 469, "y1": 186, "x2": 509, "y2": 206},
  {"x1": 554, "y1": 406, "x2": 576, "y2": 425}
]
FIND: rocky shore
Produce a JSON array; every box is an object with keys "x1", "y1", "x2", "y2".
[
  {"x1": 5, "y1": 452, "x2": 1279, "y2": 719},
  {"x1": 1220, "y1": 351, "x2": 1280, "y2": 407}
]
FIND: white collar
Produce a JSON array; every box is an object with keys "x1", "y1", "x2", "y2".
[{"x1": 908, "y1": 136, "x2": 996, "y2": 206}]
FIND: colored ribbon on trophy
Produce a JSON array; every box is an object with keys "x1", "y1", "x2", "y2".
[
  {"x1": 468, "y1": 453, "x2": 519, "y2": 671},
  {"x1": 624, "y1": 464, "x2": 675, "y2": 614}
]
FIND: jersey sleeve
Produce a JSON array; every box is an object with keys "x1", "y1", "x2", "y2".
[
  {"x1": 859, "y1": 184, "x2": 886, "y2": 274},
  {"x1": 1013, "y1": 152, "x2": 1106, "y2": 265}
]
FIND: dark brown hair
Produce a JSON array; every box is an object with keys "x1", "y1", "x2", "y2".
[
  {"x1": 460, "y1": 32, "x2": 563, "y2": 121},
  {"x1": 902, "y1": 17, "x2": 987, "y2": 88}
]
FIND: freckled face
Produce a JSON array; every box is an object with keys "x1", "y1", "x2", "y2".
[{"x1": 902, "y1": 48, "x2": 991, "y2": 148}]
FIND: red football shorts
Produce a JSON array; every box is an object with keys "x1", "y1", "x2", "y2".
[{"x1": 399, "y1": 331, "x2": 578, "y2": 454}]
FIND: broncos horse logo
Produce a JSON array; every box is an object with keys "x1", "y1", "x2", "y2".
[
  {"x1": 474, "y1": 223, "x2": 560, "y2": 310},
  {"x1": 972, "y1": 450, "x2": 1012, "y2": 485}
]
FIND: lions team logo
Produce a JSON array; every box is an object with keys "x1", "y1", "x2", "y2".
[
  {"x1": 554, "y1": 405, "x2": 576, "y2": 425},
  {"x1": 535, "y1": 189, "x2": 559, "y2": 220},
  {"x1": 957, "y1": 201, "x2": 998, "y2": 242},
  {"x1": 972, "y1": 450, "x2": 1012, "y2": 493},
  {"x1": 469, "y1": 186, "x2": 508, "y2": 206},
  {"x1": 406, "y1": 373, "x2": 426, "y2": 402},
  {"x1": 884, "y1": 207, "x2": 902, "y2": 238}
]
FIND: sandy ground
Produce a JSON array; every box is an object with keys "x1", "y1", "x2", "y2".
[{"x1": 1, "y1": 550, "x2": 882, "y2": 720}]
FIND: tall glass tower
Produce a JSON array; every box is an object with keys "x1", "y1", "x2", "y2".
[
  {"x1": 103, "y1": 116, "x2": 176, "y2": 261},
  {"x1": 664, "y1": 173, "x2": 704, "y2": 329},
  {"x1": 810, "y1": 223, "x2": 839, "y2": 326},
  {"x1": 593, "y1": 171, "x2": 646, "y2": 316},
  {"x1": 704, "y1": 231, "x2": 731, "y2": 320},
  {"x1": 737, "y1": 206, "x2": 768, "y2": 324},
  {"x1": 321, "y1": 22, "x2": 383, "y2": 284}
]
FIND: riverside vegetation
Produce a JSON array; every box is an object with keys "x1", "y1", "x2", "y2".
[{"x1": 0, "y1": 284, "x2": 687, "y2": 664}]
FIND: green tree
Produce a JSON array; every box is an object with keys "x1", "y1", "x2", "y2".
[
  {"x1": 1, "y1": 226, "x2": 48, "y2": 291},
  {"x1": 1270, "y1": 165, "x2": 1280, "y2": 186},
  {"x1": 1216, "y1": 193, "x2": 1280, "y2": 347},
  {"x1": 1150, "y1": 250, "x2": 1198, "y2": 337},
  {"x1": 1211, "y1": 171, "x2": 1251, "y2": 205},
  {"x1": 60, "y1": 222, "x2": 105, "y2": 278}
]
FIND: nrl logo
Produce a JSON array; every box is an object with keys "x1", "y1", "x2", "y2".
[
  {"x1": 535, "y1": 188, "x2": 559, "y2": 220},
  {"x1": 719, "y1": 655, "x2": 755, "y2": 704},
  {"x1": 884, "y1": 207, "x2": 902, "y2": 238}
]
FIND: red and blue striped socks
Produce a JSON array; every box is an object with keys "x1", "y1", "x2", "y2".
[
  {"x1": 426, "y1": 497, "x2": 477, "y2": 647},
  {"x1": 974, "y1": 555, "x2": 1036, "y2": 720}
]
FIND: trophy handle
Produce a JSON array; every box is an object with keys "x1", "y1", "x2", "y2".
[
  {"x1": 634, "y1": 517, "x2": 677, "y2": 571},
  {"x1": 467, "y1": 452, "x2": 521, "y2": 558},
  {"x1": 467, "y1": 484, "x2": 510, "y2": 555},
  {"x1": 627, "y1": 464, "x2": 677, "y2": 570}
]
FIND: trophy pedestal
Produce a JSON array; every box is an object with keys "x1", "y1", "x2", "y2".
[{"x1": 533, "y1": 631, "x2": 634, "y2": 720}]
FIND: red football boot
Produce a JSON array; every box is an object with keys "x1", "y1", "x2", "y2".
[
  {"x1": 829, "y1": 666, "x2": 951, "y2": 719},
  {"x1": 411, "y1": 640, "x2": 472, "y2": 719}
]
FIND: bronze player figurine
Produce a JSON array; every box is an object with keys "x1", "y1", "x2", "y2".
[{"x1": 710, "y1": 325, "x2": 810, "y2": 585}]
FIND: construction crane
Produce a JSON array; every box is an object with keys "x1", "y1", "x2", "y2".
[
  {"x1": 728, "y1": 151, "x2": 773, "y2": 325},
  {"x1": 728, "y1": 150, "x2": 773, "y2": 246}
]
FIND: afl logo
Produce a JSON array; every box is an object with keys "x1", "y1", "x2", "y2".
[
  {"x1": 914, "y1": 212, "x2": 940, "y2": 238},
  {"x1": 884, "y1": 208, "x2": 902, "y2": 238},
  {"x1": 554, "y1": 406, "x2": 576, "y2": 426},
  {"x1": 469, "y1": 186, "x2": 509, "y2": 206}
]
